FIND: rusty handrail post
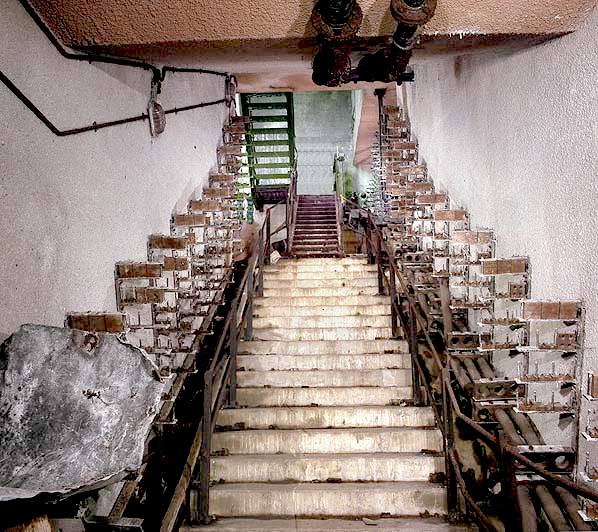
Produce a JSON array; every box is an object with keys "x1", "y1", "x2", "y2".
[
  {"x1": 228, "y1": 299, "x2": 238, "y2": 408},
  {"x1": 376, "y1": 229, "x2": 384, "y2": 294},
  {"x1": 265, "y1": 210, "x2": 272, "y2": 265},
  {"x1": 198, "y1": 369, "x2": 213, "y2": 523},
  {"x1": 442, "y1": 367, "x2": 461, "y2": 522},
  {"x1": 244, "y1": 268, "x2": 254, "y2": 340},
  {"x1": 498, "y1": 430, "x2": 522, "y2": 532},
  {"x1": 257, "y1": 229, "x2": 264, "y2": 297},
  {"x1": 389, "y1": 263, "x2": 399, "y2": 338},
  {"x1": 365, "y1": 216, "x2": 374, "y2": 264},
  {"x1": 408, "y1": 298, "x2": 424, "y2": 405}
]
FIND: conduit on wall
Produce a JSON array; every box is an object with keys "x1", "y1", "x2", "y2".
[{"x1": 0, "y1": 0, "x2": 235, "y2": 136}]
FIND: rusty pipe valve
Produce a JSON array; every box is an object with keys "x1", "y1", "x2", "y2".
[{"x1": 390, "y1": 0, "x2": 437, "y2": 26}]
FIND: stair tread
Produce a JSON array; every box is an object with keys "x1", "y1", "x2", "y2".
[{"x1": 184, "y1": 517, "x2": 472, "y2": 531}]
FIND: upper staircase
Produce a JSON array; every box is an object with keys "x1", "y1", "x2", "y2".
[
  {"x1": 291, "y1": 195, "x2": 342, "y2": 258},
  {"x1": 193, "y1": 256, "x2": 456, "y2": 531}
]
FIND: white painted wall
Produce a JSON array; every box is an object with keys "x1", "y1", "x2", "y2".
[
  {"x1": 407, "y1": 9, "x2": 598, "y2": 445},
  {"x1": 0, "y1": 0, "x2": 228, "y2": 337}
]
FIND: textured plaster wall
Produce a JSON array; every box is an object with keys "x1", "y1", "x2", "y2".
[
  {"x1": 0, "y1": 0, "x2": 227, "y2": 337},
  {"x1": 407, "y1": 8, "x2": 598, "y2": 444},
  {"x1": 294, "y1": 91, "x2": 354, "y2": 196},
  {"x1": 31, "y1": 0, "x2": 596, "y2": 48}
]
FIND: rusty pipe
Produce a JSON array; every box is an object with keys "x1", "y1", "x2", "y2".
[
  {"x1": 508, "y1": 411, "x2": 544, "y2": 446},
  {"x1": 516, "y1": 485, "x2": 539, "y2": 532},
  {"x1": 495, "y1": 409, "x2": 525, "y2": 446},
  {"x1": 553, "y1": 486, "x2": 593, "y2": 531},
  {"x1": 534, "y1": 485, "x2": 572, "y2": 531}
]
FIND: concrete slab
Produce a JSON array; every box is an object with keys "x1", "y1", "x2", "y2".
[
  {"x1": 186, "y1": 517, "x2": 475, "y2": 531},
  {"x1": 252, "y1": 327, "x2": 392, "y2": 342},
  {"x1": 237, "y1": 353, "x2": 410, "y2": 371},
  {"x1": 211, "y1": 452, "x2": 444, "y2": 482},
  {"x1": 208, "y1": 482, "x2": 447, "y2": 517},
  {"x1": 263, "y1": 278, "x2": 378, "y2": 289},
  {"x1": 254, "y1": 295, "x2": 391, "y2": 307},
  {"x1": 239, "y1": 339, "x2": 407, "y2": 355},
  {"x1": 211, "y1": 427, "x2": 443, "y2": 455},
  {"x1": 236, "y1": 369, "x2": 411, "y2": 388},
  {"x1": 264, "y1": 268, "x2": 378, "y2": 279},
  {"x1": 263, "y1": 287, "x2": 380, "y2": 297},
  {"x1": 237, "y1": 387, "x2": 413, "y2": 407},
  {"x1": 253, "y1": 305, "x2": 390, "y2": 318},
  {"x1": 252, "y1": 315, "x2": 391, "y2": 329},
  {"x1": 215, "y1": 406, "x2": 435, "y2": 430}
]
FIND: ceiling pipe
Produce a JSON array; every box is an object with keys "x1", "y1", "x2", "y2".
[{"x1": 311, "y1": 0, "x2": 437, "y2": 86}]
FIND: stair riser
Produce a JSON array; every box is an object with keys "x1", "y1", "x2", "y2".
[
  {"x1": 253, "y1": 304, "x2": 390, "y2": 317},
  {"x1": 252, "y1": 327, "x2": 392, "y2": 342},
  {"x1": 239, "y1": 339, "x2": 406, "y2": 355},
  {"x1": 263, "y1": 287, "x2": 380, "y2": 297},
  {"x1": 237, "y1": 369, "x2": 411, "y2": 388},
  {"x1": 252, "y1": 315, "x2": 390, "y2": 329},
  {"x1": 236, "y1": 387, "x2": 412, "y2": 407},
  {"x1": 211, "y1": 455, "x2": 445, "y2": 483},
  {"x1": 215, "y1": 406, "x2": 433, "y2": 430},
  {"x1": 212, "y1": 429, "x2": 442, "y2": 455},
  {"x1": 237, "y1": 353, "x2": 410, "y2": 371},
  {"x1": 208, "y1": 484, "x2": 447, "y2": 517},
  {"x1": 263, "y1": 278, "x2": 378, "y2": 289}
]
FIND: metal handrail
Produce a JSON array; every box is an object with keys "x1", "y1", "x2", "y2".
[{"x1": 339, "y1": 198, "x2": 598, "y2": 530}]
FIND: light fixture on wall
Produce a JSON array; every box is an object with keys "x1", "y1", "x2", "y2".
[{"x1": 148, "y1": 80, "x2": 166, "y2": 137}]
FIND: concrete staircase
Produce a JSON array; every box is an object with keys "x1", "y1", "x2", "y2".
[
  {"x1": 292, "y1": 195, "x2": 341, "y2": 257},
  {"x1": 196, "y1": 257, "x2": 452, "y2": 531}
]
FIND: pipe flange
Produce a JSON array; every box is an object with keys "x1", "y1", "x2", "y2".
[
  {"x1": 312, "y1": 2, "x2": 363, "y2": 41},
  {"x1": 390, "y1": 0, "x2": 437, "y2": 26},
  {"x1": 312, "y1": 44, "x2": 352, "y2": 87}
]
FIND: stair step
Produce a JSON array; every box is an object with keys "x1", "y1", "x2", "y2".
[
  {"x1": 212, "y1": 427, "x2": 442, "y2": 455},
  {"x1": 237, "y1": 353, "x2": 410, "y2": 371},
  {"x1": 185, "y1": 517, "x2": 473, "y2": 531},
  {"x1": 208, "y1": 482, "x2": 447, "y2": 517},
  {"x1": 263, "y1": 286, "x2": 379, "y2": 297},
  {"x1": 239, "y1": 339, "x2": 406, "y2": 355},
  {"x1": 211, "y1": 453, "x2": 444, "y2": 483},
  {"x1": 263, "y1": 271, "x2": 377, "y2": 281},
  {"x1": 263, "y1": 278, "x2": 378, "y2": 289},
  {"x1": 237, "y1": 387, "x2": 412, "y2": 407},
  {"x1": 253, "y1": 315, "x2": 390, "y2": 329},
  {"x1": 216, "y1": 406, "x2": 433, "y2": 429},
  {"x1": 252, "y1": 326, "x2": 392, "y2": 342},
  {"x1": 253, "y1": 304, "x2": 389, "y2": 317},
  {"x1": 237, "y1": 369, "x2": 411, "y2": 388}
]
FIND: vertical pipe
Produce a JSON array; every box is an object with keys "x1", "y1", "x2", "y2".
[
  {"x1": 366, "y1": 217, "x2": 374, "y2": 264},
  {"x1": 498, "y1": 429, "x2": 522, "y2": 532},
  {"x1": 408, "y1": 302, "x2": 423, "y2": 404},
  {"x1": 389, "y1": 266, "x2": 399, "y2": 337},
  {"x1": 199, "y1": 370, "x2": 213, "y2": 523},
  {"x1": 438, "y1": 276, "x2": 453, "y2": 339}
]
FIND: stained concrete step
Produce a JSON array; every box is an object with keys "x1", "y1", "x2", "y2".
[
  {"x1": 252, "y1": 326, "x2": 392, "y2": 342},
  {"x1": 239, "y1": 339, "x2": 407, "y2": 355},
  {"x1": 263, "y1": 286, "x2": 379, "y2": 297},
  {"x1": 254, "y1": 295, "x2": 389, "y2": 308},
  {"x1": 237, "y1": 369, "x2": 411, "y2": 388},
  {"x1": 237, "y1": 387, "x2": 412, "y2": 407},
  {"x1": 186, "y1": 517, "x2": 474, "y2": 531},
  {"x1": 263, "y1": 278, "x2": 378, "y2": 289},
  {"x1": 263, "y1": 268, "x2": 378, "y2": 280},
  {"x1": 212, "y1": 427, "x2": 442, "y2": 455},
  {"x1": 253, "y1": 304, "x2": 390, "y2": 318},
  {"x1": 237, "y1": 353, "x2": 410, "y2": 371},
  {"x1": 210, "y1": 453, "x2": 444, "y2": 483},
  {"x1": 215, "y1": 406, "x2": 434, "y2": 430},
  {"x1": 276, "y1": 257, "x2": 366, "y2": 265},
  {"x1": 252, "y1": 314, "x2": 390, "y2": 329},
  {"x1": 208, "y1": 482, "x2": 447, "y2": 517}
]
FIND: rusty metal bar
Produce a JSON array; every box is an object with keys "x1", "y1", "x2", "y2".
[
  {"x1": 516, "y1": 485, "x2": 538, "y2": 532},
  {"x1": 448, "y1": 448, "x2": 499, "y2": 532}
]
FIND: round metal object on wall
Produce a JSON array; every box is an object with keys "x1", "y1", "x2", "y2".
[
  {"x1": 390, "y1": 0, "x2": 437, "y2": 26},
  {"x1": 311, "y1": 2, "x2": 363, "y2": 41}
]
